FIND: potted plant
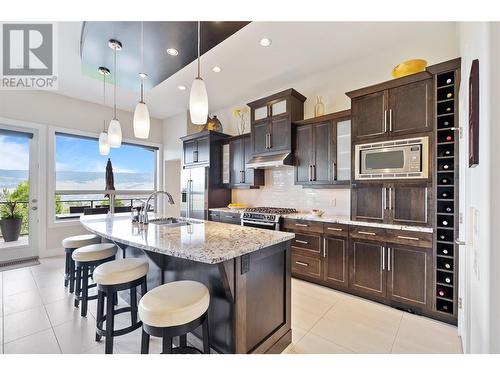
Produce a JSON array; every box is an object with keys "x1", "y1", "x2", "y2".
[{"x1": 0, "y1": 188, "x2": 23, "y2": 242}]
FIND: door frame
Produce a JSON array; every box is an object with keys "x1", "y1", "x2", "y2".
[{"x1": 0, "y1": 117, "x2": 47, "y2": 262}]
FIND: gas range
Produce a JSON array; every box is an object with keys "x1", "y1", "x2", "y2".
[{"x1": 241, "y1": 207, "x2": 297, "y2": 231}]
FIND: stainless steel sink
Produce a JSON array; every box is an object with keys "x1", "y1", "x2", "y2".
[{"x1": 148, "y1": 217, "x2": 189, "y2": 227}]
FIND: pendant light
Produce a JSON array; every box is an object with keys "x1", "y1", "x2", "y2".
[
  {"x1": 189, "y1": 21, "x2": 209, "y2": 125},
  {"x1": 98, "y1": 66, "x2": 110, "y2": 156},
  {"x1": 108, "y1": 39, "x2": 122, "y2": 148},
  {"x1": 133, "y1": 22, "x2": 151, "y2": 139}
]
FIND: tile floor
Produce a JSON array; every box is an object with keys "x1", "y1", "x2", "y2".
[{"x1": 0, "y1": 256, "x2": 463, "y2": 354}]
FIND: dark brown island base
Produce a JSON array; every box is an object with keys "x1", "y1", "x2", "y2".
[{"x1": 80, "y1": 214, "x2": 294, "y2": 354}]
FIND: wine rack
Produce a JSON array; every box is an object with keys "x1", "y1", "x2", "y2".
[{"x1": 434, "y1": 68, "x2": 459, "y2": 321}]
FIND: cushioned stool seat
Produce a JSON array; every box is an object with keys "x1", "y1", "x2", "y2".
[
  {"x1": 94, "y1": 258, "x2": 149, "y2": 285},
  {"x1": 139, "y1": 281, "x2": 210, "y2": 354},
  {"x1": 62, "y1": 234, "x2": 101, "y2": 292},
  {"x1": 139, "y1": 281, "x2": 209, "y2": 328},
  {"x1": 62, "y1": 234, "x2": 100, "y2": 249},
  {"x1": 72, "y1": 243, "x2": 118, "y2": 262}
]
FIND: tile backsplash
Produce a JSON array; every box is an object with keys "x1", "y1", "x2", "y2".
[{"x1": 231, "y1": 167, "x2": 351, "y2": 216}]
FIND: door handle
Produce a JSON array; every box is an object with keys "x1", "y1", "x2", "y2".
[
  {"x1": 313, "y1": 165, "x2": 316, "y2": 181},
  {"x1": 383, "y1": 187, "x2": 387, "y2": 210},
  {"x1": 387, "y1": 247, "x2": 391, "y2": 271},
  {"x1": 308, "y1": 165, "x2": 312, "y2": 182},
  {"x1": 332, "y1": 162, "x2": 336, "y2": 181},
  {"x1": 389, "y1": 109, "x2": 393, "y2": 132},
  {"x1": 384, "y1": 110, "x2": 387, "y2": 133},
  {"x1": 388, "y1": 187, "x2": 392, "y2": 210},
  {"x1": 455, "y1": 239, "x2": 466, "y2": 246},
  {"x1": 265, "y1": 133, "x2": 269, "y2": 149},
  {"x1": 382, "y1": 246, "x2": 385, "y2": 270},
  {"x1": 323, "y1": 237, "x2": 326, "y2": 258},
  {"x1": 268, "y1": 133, "x2": 272, "y2": 149},
  {"x1": 295, "y1": 261, "x2": 309, "y2": 267}
]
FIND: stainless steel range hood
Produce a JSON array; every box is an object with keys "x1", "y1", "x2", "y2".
[{"x1": 245, "y1": 153, "x2": 294, "y2": 169}]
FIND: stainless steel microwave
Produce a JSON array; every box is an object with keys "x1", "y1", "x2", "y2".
[{"x1": 354, "y1": 136, "x2": 429, "y2": 180}]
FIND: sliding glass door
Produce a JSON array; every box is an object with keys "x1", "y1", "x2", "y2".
[{"x1": 0, "y1": 126, "x2": 39, "y2": 264}]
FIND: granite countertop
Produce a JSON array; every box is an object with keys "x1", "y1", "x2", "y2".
[
  {"x1": 209, "y1": 208, "x2": 433, "y2": 233},
  {"x1": 80, "y1": 213, "x2": 294, "y2": 264}
]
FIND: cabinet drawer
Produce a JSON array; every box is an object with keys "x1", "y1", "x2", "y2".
[
  {"x1": 291, "y1": 233, "x2": 321, "y2": 253},
  {"x1": 323, "y1": 223, "x2": 349, "y2": 237},
  {"x1": 385, "y1": 229, "x2": 433, "y2": 248},
  {"x1": 219, "y1": 213, "x2": 241, "y2": 225},
  {"x1": 282, "y1": 218, "x2": 323, "y2": 233},
  {"x1": 292, "y1": 252, "x2": 321, "y2": 279},
  {"x1": 208, "y1": 211, "x2": 220, "y2": 222},
  {"x1": 349, "y1": 225, "x2": 386, "y2": 241}
]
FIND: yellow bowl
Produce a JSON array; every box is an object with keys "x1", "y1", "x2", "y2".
[
  {"x1": 227, "y1": 203, "x2": 248, "y2": 209},
  {"x1": 392, "y1": 59, "x2": 428, "y2": 78}
]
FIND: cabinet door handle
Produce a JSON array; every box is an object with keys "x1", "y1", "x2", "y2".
[
  {"x1": 382, "y1": 246, "x2": 385, "y2": 270},
  {"x1": 295, "y1": 223, "x2": 309, "y2": 227},
  {"x1": 295, "y1": 261, "x2": 309, "y2": 267},
  {"x1": 388, "y1": 187, "x2": 392, "y2": 210},
  {"x1": 327, "y1": 227, "x2": 343, "y2": 231},
  {"x1": 193, "y1": 150, "x2": 198, "y2": 163},
  {"x1": 383, "y1": 187, "x2": 387, "y2": 210},
  {"x1": 384, "y1": 110, "x2": 387, "y2": 133},
  {"x1": 295, "y1": 239, "x2": 309, "y2": 244},
  {"x1": 358, "y1": 231, "x2": 376, "y2": 236},
  {"x1": 387, "y1": 247, "x2": 391, "y2": 271},
  {"x1": 225, "y1": 215, "x2": 235, "y2": 219},
  {"x1": 240, "y1": 170, "x2": 245, "y2": 184},
  {"x1": 313, "y1": 165, "x2": 316, "y2": 181},
  {"x1": 323, "y1": 237, "x2": 326, "y2": 258},
  {"x1": 389, "y1": 109, "x2": 393, "y2": 132},
  {"x1": 268, "y1": 133, "x2": 272, "y2": 149},
  {"x1": 397, "y1": 235, "x2": 420, "y2": 241},
  {"x1": 308, "y1": 165, "x2": 312, "y2": 181},
  {"x1": 332, "y1": 162, "x2": 336, "y2": 181}
]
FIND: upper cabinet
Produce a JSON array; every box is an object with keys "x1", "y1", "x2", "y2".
[
  {"x1": 248, "y1": 89, "x2": 306, "y2": 156},
  {"x1": 181, "y1": 130, "x2": 231, "y2": 168},
  {"x1": 293, "y1": 110, "x2": 351, "y2": 187},
  {"x1": 348, "y1": 74, "x2": 434, "y2": 141},
  {"x1": 229, "y1": 134, "x2": 265, "y2": 188}
]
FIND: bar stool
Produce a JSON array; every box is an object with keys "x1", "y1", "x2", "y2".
[
  {"x1": 93, "y1": 258, "x2": 149, "y2": 354},
  {"x1": 62, "y1": 234, "x2": 101, "y2": 293},
  {"x1": 138, "y1": 280, "x2": 210, "y2": 354},
  {"x1": 72, "y1": 243, "x2": 118, "y2": 317}
]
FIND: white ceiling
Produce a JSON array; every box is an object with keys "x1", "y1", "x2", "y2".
[{"x1": 56, "y1": 21, "x2": 457, "y2": 120}]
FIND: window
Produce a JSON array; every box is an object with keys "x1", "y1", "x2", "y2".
[{"x1": 54, "y1": 132, "x2": 158, "y2": 220}]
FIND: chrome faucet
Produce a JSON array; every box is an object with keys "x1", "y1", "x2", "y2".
[{"x1": 140, "y1": 191, "x2": 175, "y2": 224}]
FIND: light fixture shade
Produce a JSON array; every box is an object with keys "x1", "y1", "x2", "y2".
[
  {"x1": 133, "y1": 102, "x2": 150, "y2": 139},
  {"x1": 108, "y1": 118, "x2": 122, "y2": 148},
  {"x1": 189, "y1": 77, "x2": 208, "y2": 125},
  {"x1": 98, "y1": 131, "x2": 110, "y2": 155}
]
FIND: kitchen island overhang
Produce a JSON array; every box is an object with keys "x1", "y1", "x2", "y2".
[{"x1": 80, "y1": 214, "x2": 295, "y2": 354}]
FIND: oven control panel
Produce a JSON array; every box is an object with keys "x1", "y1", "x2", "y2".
[{"x1": 242, "y1": 212, "x2": 278, "y2": 222}]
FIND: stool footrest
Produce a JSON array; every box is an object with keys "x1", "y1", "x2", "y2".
[
  {"x1": 169, "y1": 346, "x2": 203, "y2": 355},
  {"x1": 96, "y1": 306, "x2": 142, "y2": 338}
]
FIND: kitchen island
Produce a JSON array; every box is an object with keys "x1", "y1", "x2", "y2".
[{"x1": 80, "y1": 213, "x2": 294, "y2": 354}]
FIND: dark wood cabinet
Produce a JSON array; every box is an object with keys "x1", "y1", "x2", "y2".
[
  {"x1": 218, "y1": 212, "x2": 241, "y2": 225},
  {"x1": 181, "y1": 132, "x2": 222, "y2": 167},
  {"x1": 348, "y1": 75, "x2": 433, "y2": 141},
  {"x1": 229, "y1": 134, "x2": 264, "y2": 188},
  {"x1": 349, "y1": 239, "x2": 386, "y2": 298},
  {"x1": 352, "y1": 182, "x2": 432, "y2": 227},
  {"x1": 351, "y1": 91, "x2": 386, "y2": 140},
  {"x1": 351, "y1": 183, "x2": 385, "y2": 222},
  {"x1": 293, "y1": 110, "x2": 351, "y2": 187},
  {"x1": 248, "y1": 89, "x2": 306, "y2": 157},
  {"x1": 388, "y1": 79, "x2": 433, "y2": 135},
  {"x1": 324, "y1": 235, "x2": 348, "y2": 289},
  {"x1": 386, "y1": 243, "x2": 432, "y2": 310}
]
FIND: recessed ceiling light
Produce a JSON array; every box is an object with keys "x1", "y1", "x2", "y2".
[
  {"x1": 178, "y1": 85, "x2": 186, "y2": 91},
  {"x1": 212, "y1": 66, "x2": 221, "y2": 73},
  {"x1": 167, "y1": 48, "x2": 179, "y2": 56},
  {"x1": 259, "y1": 38, "x2": 272, "y2": 47}
]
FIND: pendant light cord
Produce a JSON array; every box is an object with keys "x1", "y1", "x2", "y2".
[
  {"x1": 197, "y1": 21, "x2": 201, "y2": 78},
  {"x1": 103, "y1": 71, "x2": 106, "y2": 131},
  {"x1": 113, "y1": 45, "x2": 117, "y2": 119},
  {"x1": 140, "y1": 22, "x2": 144, "y2": 103}
]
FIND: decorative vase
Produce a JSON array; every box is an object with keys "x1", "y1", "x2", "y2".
[
  {"x1": 206, "y1": 115, "x2": 222, "y2": 132},
  {"x1": 314, "y1": 96, "x2": 325, "y2": 117},
  {"x1": 0, "y1": 218, "x2": 22, "y2": 242},
  {"x1": 238, "y1": 116, "x2": 246, "y2": 135}
]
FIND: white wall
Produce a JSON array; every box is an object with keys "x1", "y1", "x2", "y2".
[
  {"x1": 457, "y1": 21, "x2": 500, "y2": 354},
  {"x1": 0, "y1": 90, "x2": 163, "y2": 258}
]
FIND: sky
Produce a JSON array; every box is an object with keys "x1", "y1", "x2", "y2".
[{"x1": 0, "y1": 135, "x2": 30, "y2": 170}]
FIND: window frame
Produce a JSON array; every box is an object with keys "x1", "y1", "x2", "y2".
[{"x1": 48, "y1": 126, "x2": 163, "y2": 227}]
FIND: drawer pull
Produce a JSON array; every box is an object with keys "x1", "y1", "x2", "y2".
[
  {"x1": 397, "y1": 235, "x2": 420, "y2": 241},
  {"x1": 295, "y1": 261, "x2": 309, "y2": 267},
  {"x1": 358, "y1": 231, "x2": 376, "y2": 236},
  {"x1": 295, "y1": 240, "x2": 309, "y2": 244},
  {"x1": 295, "y1": 223, "x2": 309, "y2": 227},
  {"x1": 327, "y1": 227, "x2": 343, "y2": 231}
]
